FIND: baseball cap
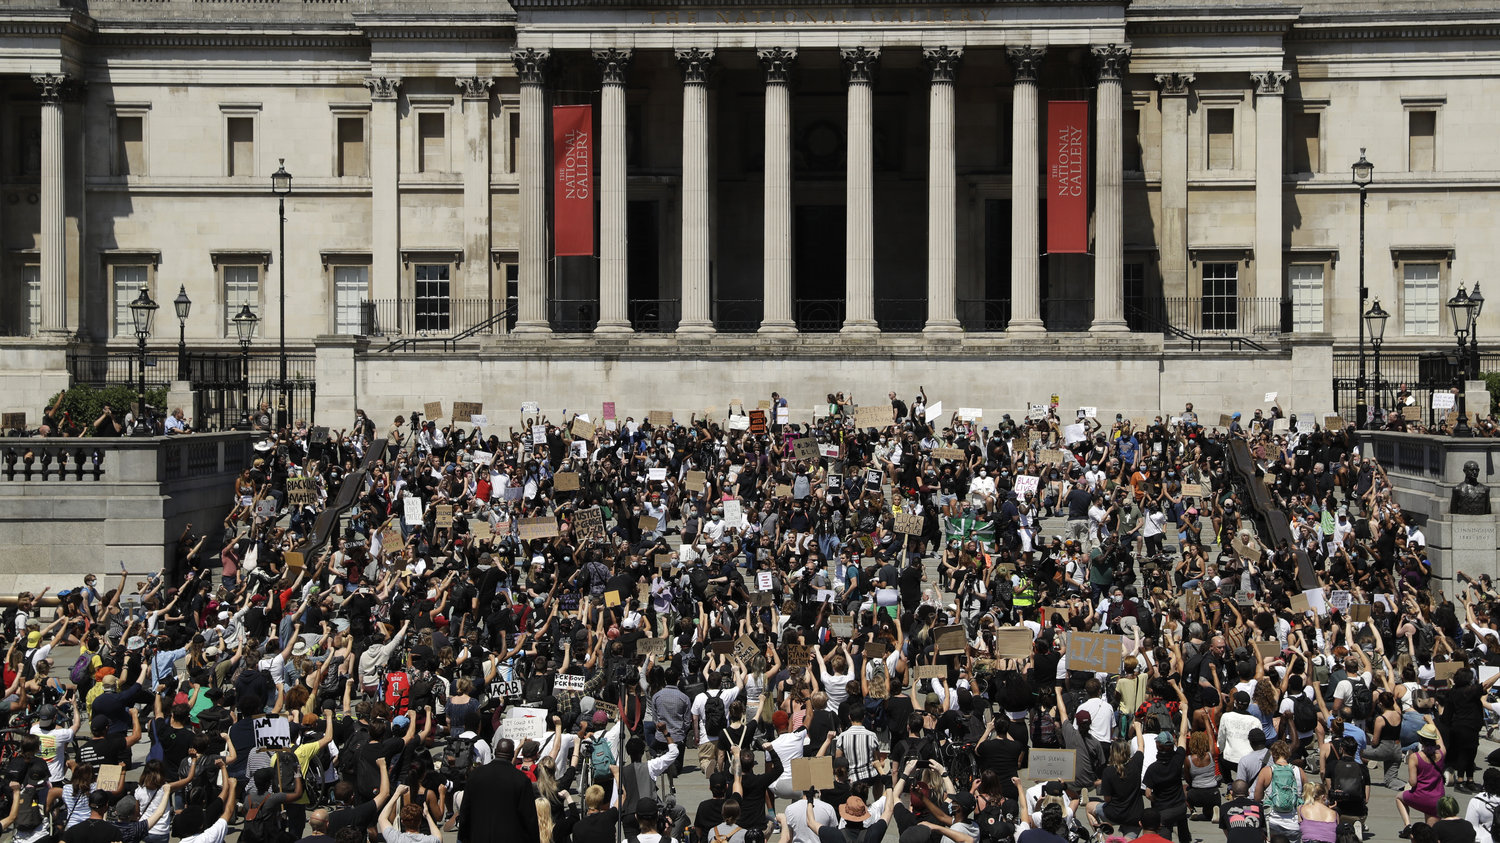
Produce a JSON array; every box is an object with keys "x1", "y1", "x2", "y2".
[
  {"x1": 1074, "y1": 710, "x2": 1092, "y2": 726},
  {"x1": 25, "y1": 631, "x2": 40, "y2": 649},
  {"x1": 1233, "y1": 690, "x2": 1252, "y2": 705},
  {"x1": 950, "y1": 793, "x2": 977, "y2": 812},
  {"x1": 1156, "y1": 731, "x2": 1174, "y2": 745},
  {"x1": 636, "y1": 798, "x2": 659, "y2": 819},
  {"x1": 35, "y1": 705, "x2": 58, "y2": 727}
]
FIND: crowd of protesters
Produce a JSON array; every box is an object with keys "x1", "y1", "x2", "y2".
[{"x1": 7, "y1": 388, "x2": 1500, "y2": 843}]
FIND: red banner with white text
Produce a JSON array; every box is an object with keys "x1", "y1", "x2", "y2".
[
  {"x1": 552, "y1": 105, "x2": 594, "y2": 256},
  {"x1": 1046, "y1": 100, "x2": 1089, "y2": 254}
]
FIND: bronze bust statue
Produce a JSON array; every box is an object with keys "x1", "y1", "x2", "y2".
[{"x1": 1451, "y1": 460, "x2": 1492, "y2": 515}]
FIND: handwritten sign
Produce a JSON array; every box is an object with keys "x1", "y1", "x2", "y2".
[
  {"x1": 572, "y1": 418, "x2": 596, "y2": 439},
  {"x1": 648, "y1": 467, "x2": 668, "y2": 482},
  {"x1": 554, "y1": 673, "x2": 586, "y2": 693},
  {"x1": 959, "y1": 407, "x2": 982, "y2": 421},
  {"x1": 423, "y1": 401, "x2": 443, "y2": 420},
  {"x1": 435, "y1": 505, "x2": 454, "y2": 529},
  {"x1": 286, "y1": 477, "x2": 318, "y2": 507},
  {"x1": 933, "y1": 447, "x2": 966, "y2": 460},
  {"x1": 1025, "y1": 748, "x2": 1077, "y2": 781},
  {"x1": 97, "y1": 764, "x2": 124, "y2": 793},
  {"x1": 1067, "y1": 632, "x2": 1123, "y2": 673},
  {"x1": 639, "y1": 638, "x2": 667, "y2": 658},
  {"x1": 554, "y1": 472, "x2": 580, "y2": 492},
  {"x1": 649, "y1": 410, "x2": 673, "y2": 427},
  {"x1": 791, "y1": 438, "x2": 820, "y2": 461},
  {"x1": 501, "y1": 706, "x2": 549, "y2": 743},
  {"x1": 1013, "y1": 475, "x2": 1040, "y2": 497},
  {"x1": 854, "y1": 405, "x2": 888, "y2": 430},
  {"x1": 1329, "y1": 590, "x2": 1352, "y2": 612},
  {"x1": 748, "y1": 410, "x2": 768, "y2": 435},
  {"x1": 934, "y1": 625, "x2": 967, "y2": 655},
  {"x1": 403, "y1": 496, "x2": 424, "y2": 526},
  {"x1": 829, "y1": 615, "x2": 854, "y2": 639},
  {"x1": 488, "y1": 678, "x2": 523, "y2": 700},
  {"x1": 893, "y1": 512, "x2": 924, "y2": 535},
  {"x1": 452, "y1": 402, "x2": 482, "y2": 423},
  {"x1": 574, "y1": 507, "x2": 607, "y2": 544},
  {"x1": 723, "y1": 499, "x2": 744, "y2": 529},
  {"x1": 518, "y1": 516, "x2": 560, "y2": 541},
  {"x1": 733, "y1": 634, "x2": 760, "y2": 665},
  {"x1": 521, "y1": 401, "x2": 540, "y2": 415},
  {"x1": 1181, "y1": 483, "x2": 1204, "y2": 497},
  {"x1": 1039, "y1": 449, "x2": 1071, "y2": 466},
  {"x1": 757, "y1": 571, "x2": 775, "y2": 591},
  {"x1": 253, "y1": 715, "x2": 292, "y2": 749},
  {"x1": 786, "y1": 644, "x2": 810, "y2": 670}
]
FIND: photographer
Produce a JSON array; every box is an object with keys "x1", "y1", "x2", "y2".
[{"x1": 92, "y1": 405, "x2": 122, "y2": 438}]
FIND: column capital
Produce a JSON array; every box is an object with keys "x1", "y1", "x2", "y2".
[
  {"x1": 32, "y1": 73, "x2": 81, "y2": 104},
  {"x1": 758, "y1": 47, "x2": 798, "y2": 84},
  {"x1": 363, "y1": 76, "x2": 403, "y2": 101},
  {"x1": 1091, "y1": 44, "x2": 1131, "y2": 82},
  {"x1": 841, "y1": 46, "x2": 881, "y2": 84},
  {"x1": 593, "y1": 48, "x2": 634, "y2": 85},
  {"x1": 1251, "y1": 70, "x2": 1292, "y2": 96},
  {"x1": 513, "y1": 48, "x2": 552, "y2": 86},
  {"x1": 676, "y1": 47, "x2": 716, "y2": 84},
  {"x1": 1154, "y1": 72, "x2": 1195, "y2": 97},
  {"x1": 923, "y1": 46, "x2": 964, "y2": 83},
  {"x1": 1005, "y1": 46, "x2": 1046, "y2": 83},
  {"x1": 455, "y1": 76, "x2": 494, "y2": 101}
]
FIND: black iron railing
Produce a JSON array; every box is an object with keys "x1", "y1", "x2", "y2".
[
  {"x1": 629, "y1": 299, "x2": 681, "y2": 333},
  {"x1": 1041, "y1": 298, "x2": 1095, "y2": 332},
  {"x1": 958, "y1": 299, "x2": 1010, "y2": 332},
  {"x1": 366, "y1": 298, "x2": 509, "y2": 337},
  {"x1": 714, "y1": 299, "x2": 764, "y2": 333},
  {"x1": 875, "y1": 299, "x2": 928, "y2": 333},
  {"x1": 550, "y1": 299, "x2": 599, "y2": 333},
  {"x1": 796, "y1": 299, "x2": 845, "y2": 333}
]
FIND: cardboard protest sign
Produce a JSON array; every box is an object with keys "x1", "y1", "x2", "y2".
[
  {"x1": 253, "y1": 715, "x2": 292, "y2": 749},
  {"x1": 1253, "y1": 640, "x2": 1281, "y2": 660},
  {"x1": 1025, "y1": 749, "x2": 1077, "y2": 781},
  {"x1": 574, "y1": 507, "x2": 607, "y2": 544},
  {"x1": 685, "y1": 471, "x2": 706, "y2": 492},
  {"x1": 1347, "y1": 604, "x2": 1372, "y2": 622},
  {"x1": 380, "y1": 521, "x2": 404, "y2": 550},
  {"x1": 435, "y1": 505, "x2": 454, "y2": 529},
  {"x1": 1219, "y1": 413, "x2": 1234, "y2": 428},
  {"x1": 733, "y1": 635, "x2": 760, "y2": 664},
  {"x1": 470, "y1": 519, "x2": 493, "y2": 539},
  {"x1": 993, "y1": 628, "x2": 1034, "y2": 660},
  {"x1": 829, "y1": 615, "x2": 854, "y2": 638},
  {"x1": 786, "y1": 644, "x2": 810, "y2": 670},
  {"x1": 748, "y1": 410, "x2": 768, "y2": 435},
  {"x1": 452, "y1": 402, "x2": 482, "y2": 423},
  {"x1": 649, "y1": 410, "x2": 673, "y2": 426},
  {"x1": 639, "y1": 638, "x2": 667, "y2": 658},
  {"x1": 638, "y1": 515, "x2": 659, "y2": 533},
  {"x1": 791, "y1": 438, "x2": 820, "y2": 461},
  {"x1": 286, "y1": 477, "x2": 318, "y2": 506},
  {"x1": 1288, "y1": 592, "x2": 1311, "y2": 614},
  {"x1": 424, "y1": 401, "x2": 443, "y2": 420},
  {"x1": 518, "y1": 516, "x2": 560, "y2": 541},
  {"x1": 1067, "y1": 632, "x2": 1123, "y2": 673},
  {"x1": 711, "y1": 640, "x2": 734, "y2": 656},
  {"x1": 97, "y1": 765, "x2": 124, "y2": 793},
  {"x1": 933, "y1": 447, "x2": 967, "y2": 460},
  {"x1": 1039, "y1": 449, "x2": 1071, "y2": 465},
  {"x1": 748, "y1": 592, "x2": 775, "y2": 607},
  {"x1": 791, "y1": 757, "x2": 835, "y2": 791},
  {"x1": 553, "y1": 674, "x2": 586, "y2": 693},
  {"x1": 554, "y1": 472, "x2": 580, "y2": 492},
  {"x1": 758, "y1": 399, "x2": 772, "y2": 410},
  {"x1": 283, "y1": 551, "x2": 304, "y2": 572},
  {"x1": 934, "y1": 625, "x2": 967, "y2": 655},
  {"x1": 572, "y1": 418, "x2": 596, "y2": 439},
  {"x1": 1435, "y1": 661, "x2": 1462, "y2": 681},
  {"x1": 1180, "y1": 483, "x2": 1204, "y2": 497},
  {"x1": 853, "y1": 406, "x2": 887, "y2": 430},
  {"x1": 912, "y1": 664, "x2": 946, "y2": 680},
  {"x1": 893, "y1": 512, "x2": 924, "y2": 535}
]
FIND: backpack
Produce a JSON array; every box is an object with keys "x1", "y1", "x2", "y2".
[
  {"x1": 270, "y1": 749, "x2": 300, "y2": 795},
  {"x1": 975, "y1": 804, "x2": 1014, "y2": 843},
  {"x1": 241, "y1": 792, "x2": 292, "y2": 843},
  {"x1": 1031, "y1": 709, "x2": 1061, "y2": 749},
  {"x1": 443, "y1": 736, "x2": 477, "y2": 781},
  {"x1": 1144, "y1": 699, "x2": 1175, "y2": 735},
  {"x1": 703, "y1": 692, "x2": 728, "y2": 739},
  {"x1": 710, "y1": 825, "x2": 742, "y2": 843},
  {"x1": 590, "y1": 736, "x2": 615, "y2": 779},
  {"x1": 1292, "y1": 694, "x2": 1319, "y2": 734},
  {"x1": 689, "y1": 567, "x2": 711, "y2": 600},
  {"x1": 69, "y1": 653, "x2": 94, "y2": 687},
  {"x1": 336, "y1": 726, "x2": 370, "y2": 780},
  {"x1": 383, "y1": 671, "x2": 411, "y2": 715},
  {"x1": 1266, "y1": 764, "x2": 1299, "y2": 813},
  {"x1": 1329, "y1": 757, "x2": 1365, "y2": 805},
  {"x1": 1345, "y1": 678, "x2": 1372, "y2": 721},
  {"x1": 13, "y1": 785, "x2": 42, "y2": 832}
]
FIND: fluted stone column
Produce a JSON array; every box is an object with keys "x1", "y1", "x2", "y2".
[
  {"x1": 595, "y1": 48, "x2": 634, "y2": 333},
  {"x1": 1006, "y1": 46, "x2": 1045, "y2": 333},
  {"x1": 677, "y1": 48, "x2": 715, "y2": 335},
  {"x1": 923, "y1": 47, "x2": 963, "y2": 335},
  {"x1": 842, "y1": 46, "x2": 880, "y2": 334},
  {"x1": 759, "y1": 47, "x2": 797, "y2": 334},
  {"x1": 34, "y1": 74, "x2": 70, "y2": 337},
  {"x1": 1253, "y1": 71, "x2": 1291, "y2": 307},
  {"x1": 1090, "y1": 45, "x2": 1130, "y2": 332},
  {"x1": 364, "y1": 77, "x2": 402, "y2": 331},
  {"x1": 1156, "y1": 72, "x2": 1194, "y2": 301},
  {"x1": 513, "y1": 49, "x2": 552, "y2": 334},
  {"x1": 457, "y1": 77, "x2": 494, "y2": 306}
]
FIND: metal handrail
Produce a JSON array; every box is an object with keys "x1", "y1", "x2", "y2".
[
  {"x1": 376, "y1": 305, "x2": 517, "y2": 353},
  {"x1": 1124, "y1": 303, "x2": 1269, "y2": 353}
]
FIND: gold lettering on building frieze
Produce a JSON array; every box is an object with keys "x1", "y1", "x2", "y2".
[{"x1": 644, "y1": 7, "x2": 994, "y2": 24}]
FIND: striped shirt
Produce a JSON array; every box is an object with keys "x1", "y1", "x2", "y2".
[{"x1": 835, "y1": 724, "x2": 881, "y2": 782}]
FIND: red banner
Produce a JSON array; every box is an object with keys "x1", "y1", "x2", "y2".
[
  {"x1": 552, "y1": 105, "x2": 594, "y2": 257},
  {"x1": 1046, "y1": 100, "x2": 1089, "y2": 254}
]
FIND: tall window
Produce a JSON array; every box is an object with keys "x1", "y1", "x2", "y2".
[
  {"x1": 115, "y1": 115, "x2": 145, "y2": 176},
  {"x1": 337, "y1": 117, "x2": 367, "y2": 178},
  {"x1": 20, "y1": 266, "x2": 40, "y2": 336},
  {"x1": 223, "y1": 265, "x2": 260, "y2": 331},
  {"x1": 1201, "y1": 262, "x2": 1239, "y2": 331},
  {"x1": 418, "y1": 113, "x2": 446, "y2": 173},
  {"x1": 414, "y1": 264, "x2": 450, "y2": 332},
  {"x1": 1409, "y1": 111, "x2": 1436, "y2": 172},
  {"x1": 1123, "y1": 262, "x2": 1144, "y2": 314},
  {"x1": 1207, "y1": 109, "x2": 1234, "y2": 170},
  {"x1": 227, "y1": 117, "x2": 255, "y2": 177},
  {"x1": 1289, "y1": 265, "x2": 1325, "y2": 333},
  {"x1": 334, "y1": 266, "x2": 370, "y2": 335},
  {"x1": 1402, "y1": 263, "x2": 1440, "y2": 335},
  {"x1": 112, "y1": 265, "x2": 149, "y2": 337},
  {"x1": 1290, "y1": 112, "x2": 1320, "y2": 174}
]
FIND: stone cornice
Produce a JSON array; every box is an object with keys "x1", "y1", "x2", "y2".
[
  {"x1": 1289, "y1": 16, "x2": 1500, "y2": 41},
  {"x1": 512, "y1": 0, "x2": 1117, "y2": 6},
  {"x1": 93, "y1": 28, "x2": 365, "y2": 49}
]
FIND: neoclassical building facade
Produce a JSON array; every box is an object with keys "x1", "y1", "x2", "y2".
[{"x1": 0, "y1": 0, "x2": 1494, "y2": 420}]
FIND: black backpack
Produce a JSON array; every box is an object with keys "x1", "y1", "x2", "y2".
[
  {"x1": 1292, "y1": 694, "x2": 1319, "y2": 734},
  {"x1": 1030, "y1": 709, "x2": 1061, "y2": 749},
  {"x1": 1346, "y1": 678, "x2": 1372, "y2": 721},
  {"x1": 241, "y1": 792, "x2": 292, "y2": 843},
  {"x1": 1329, "y1": 757, "x2": 1365, "y2": 805},
  {"x1": 703, "y1": 692, "x2": 728, "y2": 739},
  {"x1": 270, "y1": 749, "x2": 300, "y2": 795},
  {"x1": 443, "y1": 736, "x2": 477, "y2": 781},
  {"x1": 336, "y1": 726, "x2": 370, "y2": 780}
]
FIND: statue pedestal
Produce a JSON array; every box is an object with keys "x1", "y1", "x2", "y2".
[{"x1": 1448, "y1": 515, "x2": 1499, "y2": 583}]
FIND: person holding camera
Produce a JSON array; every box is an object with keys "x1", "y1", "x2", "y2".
[{"x1": 92, "y1": 405, "x2": 122, "y2": 438}]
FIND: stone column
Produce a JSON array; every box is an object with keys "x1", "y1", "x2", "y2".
[
  {"x1": 677, "y1": 48, "x2": 716, "y2": 335},
  {"x1": 594, "y1": 48, "x2": 634, "y2": 334},
  {"x1": 1090, "y1": 45, "x2": 1131, "y2": 332},
  {"x1": 1156, "y1": 72, "x2": 1194, "y2": 301},
  {"x1": 513, "y1": 49, "x2": 552, "y2": 334},
  {"x1": 759, "y1": 47, "x2": 797, "y2": 334},
  {"x1": 33, "y1": 74, "x2": 71, "y2": 337},
  {"x1": 1006, "y1": 47, "x2": 1045, "y2": 333},
  {"x1": 1253, "y1": 71, "x2": 1290, "y2": 310},
  {"x1": 364, "y1": 77, "x2": 402, "y2": 332},
  {"x1": 457, "y1": 77, "x2": 494, "y2": 308},
  {"x1": 842, "y1": 46, "x2": 880, "y2": 334},
  {"x1": 923, "y1": 47, "x2": 963, "y2": 335}
]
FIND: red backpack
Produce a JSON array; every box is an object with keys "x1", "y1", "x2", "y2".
[{"x1": 383, "y1": 671, "x2": 411, "y2": 716}]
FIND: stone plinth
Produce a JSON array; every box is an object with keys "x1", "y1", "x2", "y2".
[{"x1": 1450, "y1": 516, "x2": 1498, "y2": 581}]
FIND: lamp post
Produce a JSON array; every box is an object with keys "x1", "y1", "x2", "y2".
[
  {"x1": 173, "y1": 284, "x2": 192, "y2": 382},
  {"x1": 1468, "y1": 282, "x2": 1484, "y2": 382},
  {"x1": 1448, "y1": 284, "x2": 1477, "y2": 437},
  {"x1": 233, "y1": 303, "x2": 259, "y2": 430},
  {"x1": 1364, "y1": 300, "x2": 1389, "y2": 424},
  {"x1": 271, "y1": 159, "x2": 292, "y2": 431},
  {"x1": 1352, "y1": 149, "x2": 1374, "y2": 428},
  {"x1": 127, "y1": 286, "x2": 159, "y2": 435}
]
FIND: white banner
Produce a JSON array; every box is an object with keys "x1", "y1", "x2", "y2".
[{"x1": 403, "y1": 496, "x2": 423, "y2": 526}]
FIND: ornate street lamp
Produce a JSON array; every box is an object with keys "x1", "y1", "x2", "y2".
[
  {"x1": 1352, "y1": 149, "x2": 1374, "y2": 428},
  {"x1": 1448, "y1": 285, "x2": 1477, "y2": 436},
  {"x1": 1363, "y1": 300, "x2": 1389, "y2": 423},
  {"x1": 128, "y1": 287, "x2": 159, "y2": 435},
  {"x1": 271, "y1": 159, "x2": 292, "y2": 430},
  {"x1": 233, "y1": 303, "x2": 259, "y2": 430},
  {"x1": 173, "y1": 284, "x2": 192, "y2": 382}
]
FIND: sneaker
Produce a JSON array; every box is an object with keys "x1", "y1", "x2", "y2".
[{"x1": 1398, "y1": 825, "x2": 1413, "y2": 839}]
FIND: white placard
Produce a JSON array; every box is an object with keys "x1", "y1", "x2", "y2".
[
  {"x1": 1027, "y1": 405, "x2": 1047, "y2": 421},
  {"x1": 1013, "y1": 475, "x2": 1040, "y2": 497},
  {"x1": 471, "y1": 451, "x2": 494, "y2": 466},
  {"x1": 605, "y1": 419, "x2": 618, "y2": 431},
  {"x1": 574, "y1": 413, "x2": 590, "y2": 423},
  {"x1": 1432, "y1": 392, "x2": 1456, "y2": 410},
  {"x1": 757, "y1": 571, "x2": 774, "y2": 591},
  {"x1": 1328, "y1": 590, "x2": 1352, "y2": 611},
  {"x1": 1304, "y1": 586, "x2": 1327, "y2": 612},
  {"x1": 776, "y1": 407, "x2": 789, "y2": 424},
  {"x1": 723, "y1": 499, "x2": 744, "y2": 528},
  {"x1": 253, "y1": 715, "x2": 292, "y2": 749},
  {"x1": 521, "y1": 402, "x2": 540, "y2": 414},
  {"x1": 925, "y1": 401, "x2": 943, "y2": 423},
  {"x1": 648, "y1": 467, "x2": 668, "y2": 482},
  {"x1": 501, "y1": 706, "x2": 549, "y2": 743},
  {"x1": 469, "y1": 414, "x2": 489, "y2": 427},
  {"x1": 488, "y1": 678, "x2": 523, "y2": 699},
  {"x1": 1265, "y1": 392, "x2": 1278, "y2": 403},
  {"x1": 1063, "y1": 423, "x2": 1086, "y2": 445},
  {"x1": 1080, "y1": 406, "x2": 1097, "y2": 419},
  {"x1": 819, "y1": 444, "x2": 840, "y2": 459},
  {"x1": 958, "y1": 407, "x2": 982, "y2": 421},
  {"x1": 403, "y1": 496, "x2": 424, "y2": 526},
  {"x1": 532, "y1": 424, "x2": 547, "y2": 445},
  {"x1": 553, "y1": 673, "x2": 586, "y2": 693},
  {"x1": 727, "y1": 415, "x2": 750, "y2": 431}
]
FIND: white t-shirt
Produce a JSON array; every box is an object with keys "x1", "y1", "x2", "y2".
[
  {"x1": 784, "y1": 798, "x2": 838, "y2": 843},
  {"x1": 31, "y1": 725, "x2": 73, "y2": 783},
  {"x1": 1078, "y1": 696, "x2": 1114, "y2": 742},
  {"x1": 1218, "y1": 711, "x2": 1262, "y2": 764},
  {"x1": 1465, "y1": 793, "x2": 1500, "y2": 843},
  {"x1": 1333, "y1": 671, "x2": 1373, "y2": 706},
  {"x1": 690, "y1": 688, "x2": 740, "y2": 744},
  {"x1": 769, "y1": 730, "x2": 806, "y2": 783}
]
